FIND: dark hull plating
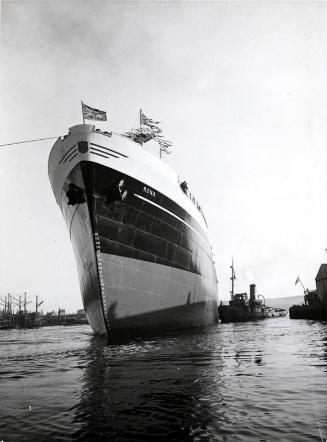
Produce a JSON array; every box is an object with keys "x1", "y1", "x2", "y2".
[
  {"x1": 62, "y1": 161, "x2": 218, "y2": 337},
  {"x1": 289, "y1": 304, "x2": 327, "y2": 320},
  {"x1": 218, "y1": 305, "x2": 265, "y2": 323}
]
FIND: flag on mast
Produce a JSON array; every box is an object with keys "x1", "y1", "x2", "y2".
[
  {"x1": 139, "y1": 110, "x2": 172, "y2": 155},
  {"x1": 140, "y1": 110, "x2": 160, "y2": 127},
  {"x1": 122, "y1": 109, "x2": 173, "y2": 155},
  {"x1": 81, "y1": 102, "x2": 107, "y2": 121},
  {"x1": 158, "y1": 138, "x2": 172, "y2": 154},
  {"x1": 295, "y1": 276, "x2": 300, "y2": 285}
]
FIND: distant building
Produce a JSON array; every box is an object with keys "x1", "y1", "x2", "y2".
[
  {"x1": 45, "y1": 310, "x2": 57, "y2": 317},
  {"x1": 76, "y1": 309, "x2": 87, "y2": 320},
  {"x1": 58, "y1": 308, "x2": 66, "y2": 317},
  {"x1": 315, "y1": 264, "x2": 327, "y2": 305}
]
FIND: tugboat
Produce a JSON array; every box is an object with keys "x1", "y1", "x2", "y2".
[{"x1": 218, "y1": 260, "x2": 266, "y2": 323}]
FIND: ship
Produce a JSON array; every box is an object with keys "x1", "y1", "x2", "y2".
[
  {"x1": 48, "y1": 108, "x2": 218, "y2": 338},
  {"x1": 218, "y1": 260, "x2": 286, "y2": 322},
  {"x1": 289, "y1": 267, "x2": 327, "y2": 320}
]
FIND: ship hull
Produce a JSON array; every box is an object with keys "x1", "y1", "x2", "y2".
[
  {"x1": 48, "y1": 125, "x2": 218, "y2": 338},
  {"x1": 96, "y1": 253, "x2": 218, "y2": 337},
  {"x1": 289, "y1": 304, "x2": 327, "y2": 320},
  {"x1": 218, "y1": 305, "x2": 265, "y2": 323}
]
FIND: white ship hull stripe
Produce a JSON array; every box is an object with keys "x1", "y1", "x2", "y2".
[{"x1": 134, "y1": 193, "x2": 207, "y2": 244}]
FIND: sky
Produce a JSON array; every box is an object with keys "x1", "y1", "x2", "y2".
[{"x1": 1, "y1": 1, "x2": 327, "y2": 313}]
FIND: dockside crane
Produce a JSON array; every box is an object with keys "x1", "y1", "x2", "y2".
[
  {"x1": 12, "y1": 294, "x2": 22, "y2": 313},
  {"x1": 0, "y1": 294, "x2": 15, "y2": 326},
  {"x1": 35, "y1": 295, "x2": 44, "y2": 314},
  {"x1": 23, "y1": 292, "x2": 32, "y2": 314},
  {"x1": 0, "y1": 296, "x2": 7, "y2": 315}
]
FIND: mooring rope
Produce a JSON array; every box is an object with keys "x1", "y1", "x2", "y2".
[
  {"x1": 0, "y1": 130, "x2": 98, "y2": 148},
  {"x1": 0, "y1": 136, "x2": 62, "y2": 148}
]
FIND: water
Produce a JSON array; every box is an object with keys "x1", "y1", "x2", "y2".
[{"x1": 0, "y1": 318, "x2": 326, "y2": 442}]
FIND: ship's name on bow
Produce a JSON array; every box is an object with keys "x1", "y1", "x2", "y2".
[{"x1": 143, "y1": 186, "x2": 156, "y2": 198}]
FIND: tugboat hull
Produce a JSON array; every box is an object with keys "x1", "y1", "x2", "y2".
[{"x1": 218, "y1": 305, "x2": 265, "y2": 323}]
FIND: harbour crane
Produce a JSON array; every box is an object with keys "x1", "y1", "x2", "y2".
[{"x1": 35, "y1": 295, "x2": 44, "y2": 314}]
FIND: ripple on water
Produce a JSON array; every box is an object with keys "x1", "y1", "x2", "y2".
[{"x1": 0, "y1": 320, "x2": 326, "y2": 441}]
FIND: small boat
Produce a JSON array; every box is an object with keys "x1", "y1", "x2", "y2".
[
  {"x1": 264, "y1": 307, "x2": 288, "y2": 318},
  {"x1": 218, "y1": 260, "x2": 287, "y2": 323},
  {"x1": 218, "y1": 260, "x2": 265, "y2": 323}
]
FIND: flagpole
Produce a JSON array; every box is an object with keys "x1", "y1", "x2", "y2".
[
  {"x1": 81, "y1": 101, "x2": 85, "y2": 124},
  {"x1": 296, "y1": 276, "x2": 306, "y2": 293},
  {"x1": 138, "y1": 109, "x2": 144, "y2": 146},
  {"x1": 155, "y1": 135, "x2": 162, "y2": 158}
]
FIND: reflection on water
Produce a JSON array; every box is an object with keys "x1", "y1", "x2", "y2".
[
  {"x1": 72, "y1": 331, "x2": 225, "y2": 441},
  {"x1": 0, "y1": 318, "x2": 326, "y2": 441}
]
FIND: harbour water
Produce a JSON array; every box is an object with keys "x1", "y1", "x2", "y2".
[{"x1": 0, "y1": 318, "x2": 326, "y2": 441}]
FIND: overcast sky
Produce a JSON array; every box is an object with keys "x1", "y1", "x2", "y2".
[{"x1": 1, "y1": 1, "x2": 327, "y2": 313}]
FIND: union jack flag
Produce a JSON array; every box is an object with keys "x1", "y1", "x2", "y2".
[{"x1": 82, "y1": 102, "x2": 107, "y2": 121}]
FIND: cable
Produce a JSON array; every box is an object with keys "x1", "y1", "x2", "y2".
[
  {"x1": 0, "y1": 130, "x2": 97, "y2": 148},
  {"x1": 0, "y1": 135, "x2": 62, "y2": 148}
]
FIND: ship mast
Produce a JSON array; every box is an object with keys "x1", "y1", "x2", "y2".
[
  {"x1": 230, "y1": 258, "x2": 236, "y2": 301},
  {"x1": 139, "y1": 109, "x2": 144, "y2": 146}
]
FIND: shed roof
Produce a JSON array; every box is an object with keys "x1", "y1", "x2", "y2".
[{"x1": 315, "y1": 264, "x2": 327, "y2": 281}]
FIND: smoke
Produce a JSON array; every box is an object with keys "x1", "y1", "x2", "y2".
[{"x1": 244, "y1": 268, "x2": 255, "y2": 285}]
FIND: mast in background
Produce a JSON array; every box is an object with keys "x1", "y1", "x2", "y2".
[{"x1": 230, "y1": 259, "x2": 236, "y2": 301}]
